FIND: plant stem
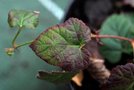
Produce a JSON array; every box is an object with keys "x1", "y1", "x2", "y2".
[
  {"x1": 12, "y1": 27, "x2": 22, "y2": 48},
  {"x1": 91, "y1": 34, "x2": 132, "y2": 42},
  {"x1": 15, "y1": 40, "x2": 33, "y2": 49},
  {"x1": 11, "y1": 26, "x2": 33, "y2": 50},
  {"x1": 92, "y1": 34, "x2": 134, "y2": 62}
]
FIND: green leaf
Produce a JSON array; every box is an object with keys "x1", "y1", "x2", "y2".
[
  {"x1": 8, "y1": 9, "x2": 39, "y2": 29},
  {"x1": 30, "y1": 18, "x2": 92, "y2": 71},
  {"x1": 37, "y1": 70, "x2": 77, "y2": 83},
  {"x1": 100, "y1": 46, "x2": 121, "y2": 63},
  {"x1": 100, "y1": 14, "x2": 134, "y2": 63},
  {"x1": 102, "y1": 63, "x2": 134, "y2": 90}
]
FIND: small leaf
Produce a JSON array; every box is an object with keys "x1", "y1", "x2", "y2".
[
  {"x1": 8, "y1": 9, "x2": 39, "y2": 29},
  {"x1": 30, "y1": 18, "x2": 92, "y2": 71},
  {"x1": 100, "y1": 14, "x2": 134, "y2": 63},
  {"x1": 37, "y1": 70, "x2": 77, "y2": 83},
  {"x1": 102, "y1": 63, "x2": 134, "y2": 90}
]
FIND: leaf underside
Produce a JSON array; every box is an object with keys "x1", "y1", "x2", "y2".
[
  {"x1": 102, "y1": 63, "x2": 134, "y2": 90},
  {"x1": 30, "y1": 18, "x2": 92, "y2": 71},
  {"x1": 37, "y1": 70, "x2": 76, "y2": 83},
  {"x1": 8, "y1": 9, "x2": 39, "y2": 29}
]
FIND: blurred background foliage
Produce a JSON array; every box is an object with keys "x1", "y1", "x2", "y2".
[{"x1": 0, "y1": 0, "x2": 72, "y2": 90}]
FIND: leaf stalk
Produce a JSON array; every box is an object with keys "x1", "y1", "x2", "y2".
[
  {"x1": 15, "y1": 40, "x2": 33, "y2": 49},
  {"x1": 91, "y1": 34, "x2": 134, "y2": 62},
  {"x1": 91, "y1": 34, "x2": 132, "y2": 42},
  {"x1": 12, "y1": 27, "x2": 22, "y2": 48}
]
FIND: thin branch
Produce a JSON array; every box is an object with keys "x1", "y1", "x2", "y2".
[
  {"x1": 12, "y1": 27, "x2": 22, "y2": 48},
  {"x1": 91, "y1": 34, "x2": 132, "y2": 42},
  {"x1": 15, "y1": 40, "x2": 33, "y2": 49},
  {"x1": 89, "y1": 34, "x2": 134, "y2": 84},
  {"x1": 91, "y1": 34, "x2": 134, "y2": 61}
]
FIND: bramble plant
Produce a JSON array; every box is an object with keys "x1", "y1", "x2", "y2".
[
  {"x1": 5, "y1": 9, "x2": 134, "y2": 90},
  {"x1": 5, "y1": 9, "x2": 40, "y2": 56}
]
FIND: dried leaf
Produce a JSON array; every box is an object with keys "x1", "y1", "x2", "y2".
[
  {"x1": 86, "y1": 40, "x2": 110, "y2": 84},
  {"x1": 72, "y1": 70, "x2": 83, "y2": 86}
]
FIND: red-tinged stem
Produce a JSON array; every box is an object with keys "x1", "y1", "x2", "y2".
[
  {"x1": 91, "y1": 34, "x2": 132, "y2": 42},
  {"x1": 92, "y1": 34, "x2": 134, "y2": 62}
]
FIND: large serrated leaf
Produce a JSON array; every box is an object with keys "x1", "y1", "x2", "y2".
[
  {"x1": 8, "y1": 9, "x2": 39, "y2": 29},
  {"x1": 37, "y1": 70, "x2": 77, "y2": 83},
  {"x1": 102, "y1": 63, "x2": 134, "y2": 90},
  {"x1": 100, "y1": 14, "x2": 134, "y2": 63},
  {"x1": 30, "y1": 18, "x2": 92, "y2": 71}
]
